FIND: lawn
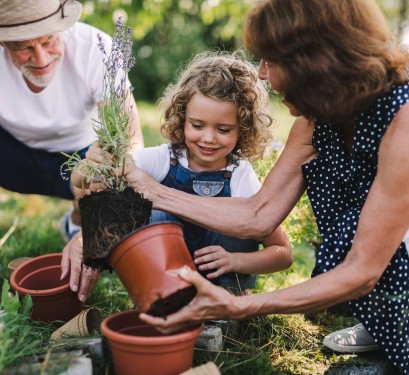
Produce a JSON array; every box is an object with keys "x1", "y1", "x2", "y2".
[{"x1": 0, "y1": 102, "x2": 368, "y2": 374}]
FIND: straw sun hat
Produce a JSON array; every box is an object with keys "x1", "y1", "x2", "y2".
[{"x1": 0, "y1": 0, "x2": 82, "y2": 42}]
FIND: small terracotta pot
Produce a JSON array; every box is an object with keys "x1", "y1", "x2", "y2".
[
  {"x1": 101, "y1": 309, "x2": 203, "y2": 375},
  {"x1": 51, "y1": 307, "x2": 103, "y2": 341},
  {"x1": 109, "y1": 222, "x2": 197, "y2": 316},
  {"x1": 10, "y1": 253, "x2": 84, "y2": 326},
  {"x1": 8, "y1": 257, "x2": 32, "y2": 272}
]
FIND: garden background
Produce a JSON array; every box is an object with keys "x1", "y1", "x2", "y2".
[{"x1": 0, "y1": 0, "x2": 408, "y2": 373}]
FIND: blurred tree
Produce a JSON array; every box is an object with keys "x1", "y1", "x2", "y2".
[
  {"x1": 81, "y1": 0, "x2": 251, "y2": 101},
  {"x1": 377, "y1": 0, "x2": 409, "y2": 36},
  {"x1": 398, "y1": 0, "x2": 407, "y2": 36}
]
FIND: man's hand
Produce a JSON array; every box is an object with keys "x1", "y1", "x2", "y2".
[{"x1": 61, "y1": 231, "x2": 100, "y2": 302}]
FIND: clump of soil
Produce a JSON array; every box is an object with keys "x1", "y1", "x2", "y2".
[
  {"x1": 146, "y1": 285, "x2": 197, "y2": 318},
  {"x1": 80, "y1": 187, "x2": 152, "y2": 270}
]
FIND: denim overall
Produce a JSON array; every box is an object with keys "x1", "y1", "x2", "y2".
[{"x1": 150, "y1": 152, "x2": 259, "y2": 293}]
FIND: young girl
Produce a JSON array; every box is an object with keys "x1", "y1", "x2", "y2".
[{"x1": 80, "y1": 51, "x2": 292, "y2": 294}]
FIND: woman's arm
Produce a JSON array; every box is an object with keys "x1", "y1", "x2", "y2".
[
  {"x1": 140, "y1": 103, "x2": 409, "y2": 332},
  {"x1": 128, "y1": 116, "x2": 317, "y2": 239}
]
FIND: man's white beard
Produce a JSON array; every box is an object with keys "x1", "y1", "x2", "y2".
[{"x1": 20, "y1": 55, "x2": 61, "y2": 88}]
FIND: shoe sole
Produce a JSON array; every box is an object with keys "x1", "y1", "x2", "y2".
[{"x1": 323, "y1": 336, "x2": 381, "y2": 353}]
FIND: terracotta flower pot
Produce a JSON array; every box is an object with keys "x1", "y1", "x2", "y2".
[
  {"x1": 101, "y1": 309, "x2": 203, "y2": 375},
  {"x1": 109, "y1": 222, "x2": 197, "y2": 317},
  {"x1": 8, "y1": 257, "x2": 32, "y2": 272},
  {"x1": 10, "y1": 253, "x2": 84, "y2": 326}
]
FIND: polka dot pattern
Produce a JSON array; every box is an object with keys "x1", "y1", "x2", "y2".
[{"x1": 301, "y1": 83, "x2": 409, "y2": 374}]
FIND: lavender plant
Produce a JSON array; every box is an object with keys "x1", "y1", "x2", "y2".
[{"x1": 62, "y1": 18, "x2": 136, "y2": 191}]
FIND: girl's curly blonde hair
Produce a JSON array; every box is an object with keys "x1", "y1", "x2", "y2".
[{"x1": 159, "y1": 51, "x2": 272, "y2": 162}]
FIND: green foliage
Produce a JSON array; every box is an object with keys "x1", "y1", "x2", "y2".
[
  {"x1": 192, "y1": 311, "x2": 358, "y2": 374},
  {"x1": 252, "y1": 150, "x2": 321, "y2": 250},
  {"x1": 81, "y1": 0, "x2": 251, "y2": 101},
  {"x1": 0, "y1": 281, "x2": 51, "y2": 372},
  {"x1": 1, "y1": 280, "x2": 25, "y2": 314},
  {"x1": 0, "y1": 221, "x2": 66, "y2": 281},
  {"x1": 283, "y1": 193, "x2": 322, "y2": 250},
  {"x1": 87, "y1": 271, "x2": 135, "y2": 313},
  {"x1": 130, "y1": 100, "x2": 166, "y2": 148},
  {"x1": 79, "y1": 1, "x2": 406, "y2": 102},
  {"x1": 95, "y1": 20, "x2": 135, "y2": 159},
  {"x1": 81, "y1": 0, "x2": 250, "y2": 43}
]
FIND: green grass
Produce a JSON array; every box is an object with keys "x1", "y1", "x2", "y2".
[{"x1": 0, "y1": 102, "x2": 364, "y2": 374}]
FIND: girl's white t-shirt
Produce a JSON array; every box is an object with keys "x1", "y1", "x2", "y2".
[{"x1": 133, "y1": 144, "x2": 261, "y2": 197}]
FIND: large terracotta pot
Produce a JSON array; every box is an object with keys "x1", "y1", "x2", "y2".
[
  {"x1": 109, "y1": 221, "x2": 197, "y2": 317},
  {"x1": 10, "y1": 253, "x2": 84, "y2": 326},
  {"x1": 101, "y1": 309, "x2": 203, "y2": 375}
]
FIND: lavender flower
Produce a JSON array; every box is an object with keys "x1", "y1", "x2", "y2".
[{"x1": 61, "y1": 18, "x2": 136, "y2": 191}]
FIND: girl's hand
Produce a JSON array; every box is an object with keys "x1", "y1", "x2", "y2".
[
  {"x1": 193, "y1": 246, "x2": 236, "y2": 279},
  {"x1": 139, "y1": 266, "x2": 238, "y2": 334}
]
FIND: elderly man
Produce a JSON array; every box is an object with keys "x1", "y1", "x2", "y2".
[{"x1": 0, "y1": 0, "x2": 144, "y2": 240}]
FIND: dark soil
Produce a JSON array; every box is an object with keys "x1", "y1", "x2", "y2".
[
  {"x1": 147, "y1": 285, "x2": 197, "y2": 317},
  {"x1": 80, "y1": 187, "x2": 152, "y2": 270}
]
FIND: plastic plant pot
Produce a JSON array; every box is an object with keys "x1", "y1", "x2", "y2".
[
  {"x1": 109, "y1": 221, "x2": 197, "y2": 317},
  {"x1": 10, "y1": 253, "x2": 84, "y2": 326},
  {"x1": 101, "y1": 309, "x2": 203, "y2": 375}
]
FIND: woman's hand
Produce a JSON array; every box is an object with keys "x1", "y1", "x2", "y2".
[
  {"x1": 61, "y1": 231, "x2": 100, "y2": 302},
  {"x1": 193, "y1": 246, "x2": 236, "y2": 279},
  {"x1": 83, "y1": 145, "x2": 156, "y2": 197},
  {"x1": 139, "y1": 266, "x2": 238, "y2": 334},
  {"x1": 118, "y1": 154, "x2": 156, "y2": 199}
]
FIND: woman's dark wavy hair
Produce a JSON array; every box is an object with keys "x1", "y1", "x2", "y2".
[
  {"x1": 159, "y1": 51, "x2": 272, "y2": 161},
  {"x1": 244, "y1": 0, "x2": 409, "y2": 123}
]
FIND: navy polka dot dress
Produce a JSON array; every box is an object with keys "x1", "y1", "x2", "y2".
[{"x1": 302, "y1": 83, "x2": 409, "y2": 374}]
